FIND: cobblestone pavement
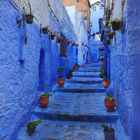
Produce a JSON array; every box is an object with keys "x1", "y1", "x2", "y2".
[{"x1": 17, "y1": 63, "x2": 119, "y2": 140}]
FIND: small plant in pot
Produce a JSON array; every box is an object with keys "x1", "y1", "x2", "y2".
[
  {"x1": 39, "y1": 93, "x2": 50, "y2": 108},
  {"x1": 82, "y1": 64, "x2": 86, "y2": 68},
  {"x1": 102, "y1": 78, "x2": 110, "y2": 88},
  {"x1": 104, "y1": 96, "x2": 115, "y2": 112},
  {"x1": 67, "y1": 69, "x2": 73, "y2": 79},
  {"x1": 74, "y1": 64, "x2": 79, "y2": 70},
  {"x1": 102, "y1": 124, "x2": 115, "y2": 140},
  {"x1": 106, "y1": 32, "x2": 115, "y2": 40},
  {"x1": 57, "y1": 67, "x2": 64, "y2": 87},
  {"x1": 27, "y1": 120, "x2": 41, "y2": 136},
  {"x1": 42, "y1": 26, "x2": 49, "y2": 34},
  {"x1": 25, "y1": 0, "x2": 34, "y2": 24},
  {"x1": 100, "y1": 63, "x2": 105, "y2": 78},
  {"x1": 111, "y1": 18, "x2": 122, "y2": 31}
]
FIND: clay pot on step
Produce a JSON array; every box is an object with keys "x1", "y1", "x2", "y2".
[
  {"x1": 39, "y1": 94, "x2": 49, "y2": 108},
  {"x1": 82, "y1": 64, "x2": 86, "y2": 68},
  {"x1": 104, "y1": 97, "x2": 115, "y2": 112},
  {"x1": 25, "y1": 14, "x2": 34, "y2": 24},
  {"x1": 58, "y1": 78, "x2": 65, "y2": 87},
  {"x1": 74, "y1": 64, "x2": 79, "y2": 70},
  {"x1": 102, "y1": 80, "x2": 110, "y2": 88}
]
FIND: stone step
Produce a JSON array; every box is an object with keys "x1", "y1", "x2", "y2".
[
  {"x1": 34, "y1": 93, "x2": 118, "y2": 123},
  {"x1": 54, "y1": 83, "x2": 105, "y2": 93},
  {"x1": 66, "y1": 77, "x2": 102, "y2": 84},
  {"x1": 17, "y1": 117, "x2": 116, "y2": 140},
  {"x1": 78, "y1": 67, "x2": 100, "y2": 72},
  {"x1": 73, "y1": 71, "x2": 100, "y2": 78},
  {"x1": 86, "y1": 63, "x2": 102, "y2": 67}
]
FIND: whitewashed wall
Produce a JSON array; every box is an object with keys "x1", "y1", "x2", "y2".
[
  {"x1": 11, "y1": 0, "x2": 76, "y2": 41},
  {"x1": 66, "y1": 6, "x2": 88, "y2": 65}
]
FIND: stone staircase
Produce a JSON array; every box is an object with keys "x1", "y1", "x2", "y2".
[{"x1": 17, "y1": 62, "x2": 119, "y2": 140}]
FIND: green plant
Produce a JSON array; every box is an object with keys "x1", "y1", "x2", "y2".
[
  {"x1": 41, "y1": 93, "x2": 50, "y2": 97},
  {"x1": 102, "y1": 124, "x2": 115, "y2": 133},
  {"x1": 110, "y1": 18, "x2": 121, "y2": 23},
  {"x1": 105, "y1": 96, "x2": 114, "y2": 101},
  {"x1": 27, "y1": 120, "x2": 42, "y2": 136},
  {"x1": 100, "y1": 63, "x2": 105, "y2": 78},
  {"x1": 110, "y1": 18, "x2": 124, "y2": 32}
]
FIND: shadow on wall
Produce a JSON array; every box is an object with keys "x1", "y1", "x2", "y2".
[{"x1": 39, "y1": 48, "x2": 45, "y2": 91}]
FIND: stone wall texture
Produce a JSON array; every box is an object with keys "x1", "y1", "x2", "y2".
[
  {"x1": 109, "y1": 0, "x2": 140, "y2": 139},
  {"x1": 0, "y1": 0, "x2": 77, "y2": 139}
]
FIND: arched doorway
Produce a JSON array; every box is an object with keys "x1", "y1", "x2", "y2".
[{"x1": 39, "y1": 48, "x2": 45, "y2": 91}]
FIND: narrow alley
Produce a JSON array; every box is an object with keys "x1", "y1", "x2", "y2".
[
  {"x1": 0, "y1": 0, "x2": 140, "y2": 140},
  {"x1": 18, "y1": 63, "x2": 118, "y2": 140}
]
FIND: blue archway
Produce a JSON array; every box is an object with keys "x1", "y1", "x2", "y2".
[{"x1": 39, "y1": 48, "x2": 45, "y2": 91}]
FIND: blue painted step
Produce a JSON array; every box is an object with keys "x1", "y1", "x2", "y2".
[
  {"x1": 66, "y1": 77, "x2": 102, "y2": 84},
  {"x1": 78, "y1": 67, "x2": 100, "y2": 72},
  {"x1": 17, "y1": 117, "x2": 116, "y2": 140},
  {"x1": 34, "y1": 93, "x2": 118, "y2": 123},
  {"x1": 73, "y1": 71, "x2": 100, "y2": 77},
  {"x1": 54, "y1": 83, "x2": 105, "y2": 93},
  {"x1": 86, "y1": 63, "x2": 101, "y2": 67}
]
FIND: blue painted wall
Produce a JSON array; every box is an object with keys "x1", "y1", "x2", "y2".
[
  {"x1": 0, "y1": 1, "x2": 74, "y2": 139},
  {"x1": 108, "y1": 7, "x2": 133, "y2": 139}
]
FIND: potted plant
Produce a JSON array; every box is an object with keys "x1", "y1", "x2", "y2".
[
  {"x1": 100, "y1": 63, "x2": 105, "y2": 78},
  {"x1": 106, "y1": 32, "x2": 115, "y2": 39},
  {"x1": 82, "y1": 64, "x2": 86, "y2": 68},
  {"x1": 67, "y1": 69, "x2": 73, "y2": 79},
  {"x1": 51, "y1": 33, "x2": 55, "y2": 40},
  {"x1": 57, "y1": 67, "x2": 64, "y2": 87},
  {"x1": 111, "y1": 18, "x2": 122, "y2": 31},
  {"x1": 27, "y1": 120, "x2": 41, "y2": 136},
  {"x1": 103, "y1": 40, "x2": 110, "y2": 45},
  {"x1": 25, "y1": 0, "x2": 34, "y2": 24},
  {"x1": 74, "y1": 64, "x2": 79, "y2": 70},
  {"x1": 104, "y1": 96, "x2": 115, "y2": 112},
  {"x1": 102, "y1": 78, "x2": 110, "y2": 88},
  {"x1": 42, "y1": 27, "x2": 49, "y2": 34},
  {"x1": 39, "y1": 93, "x2": 50, "y2": 108},
  {"x1": 102, "y1": 124, "x2": 115, "y2": 140}
]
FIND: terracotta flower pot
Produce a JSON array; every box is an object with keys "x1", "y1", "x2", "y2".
[
  {"x1": 58, "y1": 78, "x2": 64, "y2": 87},
  {"x1": 82, "y1": 64, "x2": 86, "y2": 68},
  {"x1": 104, "y1": 97, "x2": 115, "y2": 112},
  {"x1": 39, "y1": 95, "x2": 49, "y2": 108},
  {"x1": 25, "y1": 14, "x2": 34, "y2": 24},
  {"x1": 104, "y1": 131, "x2": 115, "y2": 140},
  {"x1": 102, "y1": 80, "x2": 110, "y2": 88},
  {"x1": 74, "y1": 64, "x2": 79, "y2": 70}
]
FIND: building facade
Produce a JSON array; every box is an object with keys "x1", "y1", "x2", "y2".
[{"x1": 62, "y1": 0, "x2": 91, "y2": 65}]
